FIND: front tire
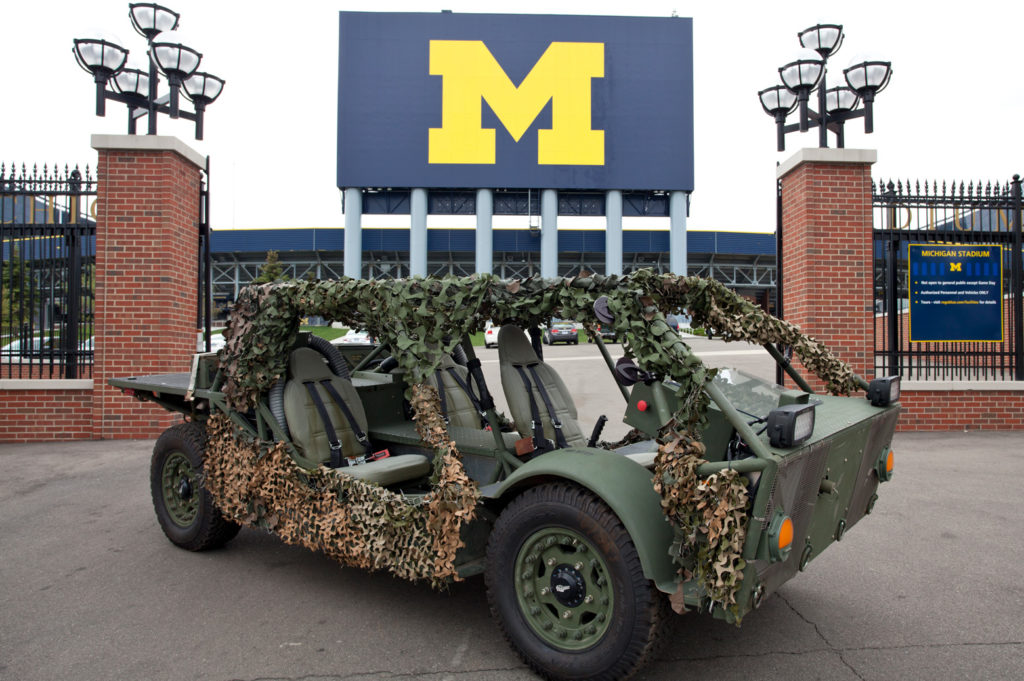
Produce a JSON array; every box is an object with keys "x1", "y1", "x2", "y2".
[
  {"x1": 486, "y1": 483, "x2": 667, "y2": 681},
  {"x1": 151, "y1": 422, "x2": 240, "y2": 551}
]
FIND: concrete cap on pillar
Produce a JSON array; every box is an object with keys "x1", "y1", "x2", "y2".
[
  {"x1": 777, "y1": 148, "x2": 877, "y2": 179},
  {"x1": 91, "y1": 134, "x2": 207, "y2": 170}
]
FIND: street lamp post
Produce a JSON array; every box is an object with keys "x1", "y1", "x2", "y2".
[
  {"x1": 761, "y1": 25, "x2": 893, "y2": 386},
  {"x1": 758, "y1": 23, "x2": 892, "y2": 152},
  {"x1": 72, "y1": 3, "x2": 224, "y2": 140}
]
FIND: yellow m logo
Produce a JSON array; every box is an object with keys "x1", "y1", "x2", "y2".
[
  {"x1": 428, "y1": 40, "x2": 604, "y2": 165},
  {"x1": 950, "y1": 262, "x2": 962, "y2": 272}
]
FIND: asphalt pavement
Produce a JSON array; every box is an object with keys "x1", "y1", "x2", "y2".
[{"x1": 2, "y1": 338, "x2": 1022, "y2": 681}]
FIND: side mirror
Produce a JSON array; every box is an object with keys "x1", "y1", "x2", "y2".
[
  {"x1": 593, "y1": 296, "x2": 614, "y2": 324},
  {"x1": 613, "y1": 357, "x2": 658, "y2": 387},
  {"x1": 614, "y1": 357, "x2": 641, "y2": 386}
]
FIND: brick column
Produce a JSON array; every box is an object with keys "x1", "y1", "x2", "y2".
[
  {"x1": 778, "y1": 148, "x2": 876, "y2": 390},
  {"x1": 91, "y1": 135, "x2": 205, "y2": 439}
]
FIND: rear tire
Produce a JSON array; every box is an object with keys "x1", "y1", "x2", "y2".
[
  {"x1": 486, "y1": 483, "x2": 667, "y2": 681},
  {"x1": 151, "y1": 422, "x2": 240, "y2": 551}
]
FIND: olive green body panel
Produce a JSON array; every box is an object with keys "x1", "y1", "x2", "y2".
[
  {"x1": 739, "y1": 402, "x2": 900, "y2": 618},
  {"x1": 479, "y1": 448, "x2": 678, "y2": 592}
]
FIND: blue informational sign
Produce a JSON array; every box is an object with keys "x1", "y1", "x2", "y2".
[
  {"x1": 908, "y1": 244, "x2": 1004, "y2": 342},
  {"x1": 337, "y1": 12, "x2": 694, "y2": 191}
]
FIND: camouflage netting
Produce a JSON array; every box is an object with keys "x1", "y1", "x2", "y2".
[
  {"x1": 212, "y1": 271, "x2": 859, "y2": 599},
  {"x1": 202, "y1": 383, "x2": 477, "y2": 585},
  {"x1": 653, "y1": 425, "x2": 750, "y2": 622}
]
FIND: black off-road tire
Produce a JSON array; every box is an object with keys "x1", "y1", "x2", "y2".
[
  {"x1": 485, "y1": 482, "x2": 669, "y2": 681},
  {"x1": 151, "y1": 422, "x2": 240, "y2": 551}
]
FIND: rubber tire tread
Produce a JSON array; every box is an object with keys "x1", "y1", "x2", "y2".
[
  {"x1": 151, "y1": 422, "x2": 241, "y2": 551},
  {"x1": 485, "y1": 482, "x2": 669, "y2": 681}
]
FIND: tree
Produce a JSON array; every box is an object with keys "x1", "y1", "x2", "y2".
[
  {"x1": 1, "y1": 245, "x2": 30, "y2": 333},
  {"x1": 251, "y1": 250, "x2": 290, "y2": 285}
]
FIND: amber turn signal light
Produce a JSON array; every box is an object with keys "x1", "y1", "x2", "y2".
[
  {"x1": 876, "y1": 448, "x2": 894, "y2": 482},
  {"x1": 767, "y1": 512, "x2": 794, "y2": 562}
]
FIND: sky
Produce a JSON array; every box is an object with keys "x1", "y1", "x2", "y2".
[{"x1": 2, "y1": 0, "x2": 1022, "y2": 235}]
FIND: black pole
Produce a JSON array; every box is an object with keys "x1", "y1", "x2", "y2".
[
  {"x1": 863, "y1": 92, "x2": 876, "y2": 134},
  {"x1": 194, "y1": 101, "x2": 206, "y2": 141},
  {"x1": 196, "y1": 230, "x2": 203, "y2": 347},
  {"x1": 94, "y1": 76, "x2": 107, "y2": 116},
  {"x1": 1011, "y1": 174, "x2": 1023, "y2": 380},
  {"x1": 65, "y1": 171, "x2": 83, "y2": 379},
  {"x1": 817, "y1": 64, "x2": 828, "y2": 148},
  {"x1": 775, "y1": 173, "x2": 784, "y2": 386},
  {"x1": 775, "y1": 112, "x2": 786, "y2": 152},
  {"x1": 885, "y1": 182, "x2": 899, "y2": 376},
  {"x1": 203, "y1": 157, "x2": 213, "y2": 351},
  {"x1": 147, "y1": 45, "x2": 158, "y2": 135}
]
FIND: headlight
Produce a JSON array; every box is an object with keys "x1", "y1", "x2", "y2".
[
  {"x1": 867, "y1": 375, "x2": 901, "y2": 407},
  {"x1": 767, "y1": 403, "x2": 816, "y2": 448}
]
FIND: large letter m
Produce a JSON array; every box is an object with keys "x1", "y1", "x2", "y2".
[{"x1": 429, "y1": 40, "x2": 604, "y2": 166}]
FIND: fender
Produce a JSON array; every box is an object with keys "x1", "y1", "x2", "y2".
[{"x1": 480, "y1": 448, "x2": 677, "y2": 593}]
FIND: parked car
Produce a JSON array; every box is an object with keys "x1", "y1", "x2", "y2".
[
  {"x1": 1, "y1": 338, "x2": 46, "y2": 359},
  {"x1": 334, "y1": 328, "x2": 374, "y2": 345},
  {"x1": 484, "y1": 321, "x2": 499, "y2": 348},
  {"x1": 197, "y1": 332, "x2": 226, "y2": 353},
  {"x1": 543, "y1": 320, "x2": 579, "y2": 345},
  {"x1": 666, "y1": 313, "x2": 692, "y2": 333},
  {"x1": 589, "y1": 323, "x2": 617, "y2": 343},
  {"x1": 2, "y1": 336, "x2": 94, "y2": 363}
]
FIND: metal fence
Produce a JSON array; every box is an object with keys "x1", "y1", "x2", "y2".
[
  {"x1": 1, "y1": 163, "x2": 96, "y2": 379},
  {"x1": 872, "y1": 177, "x2": 1023, "y2": 380}
]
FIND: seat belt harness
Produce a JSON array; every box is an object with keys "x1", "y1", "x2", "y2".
[
  {"x1": 317, "y1": 379, "x2": 374, "y2": 457},
  {"x1": 514, "y1": 365, "x2": 553, "y2": 453},
  {"x1": 303, "y1": 381, "x2": 344, "y2": 468},
  {"x1": 526, "y1": 365, "x2": 570, "y2": 449}
]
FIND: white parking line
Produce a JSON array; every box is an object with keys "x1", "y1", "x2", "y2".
[{"x1": 477, "y1": 349, "x2": 766, "y2": 363}]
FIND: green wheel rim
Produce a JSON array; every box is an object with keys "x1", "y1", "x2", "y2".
[
  {"x1": 514, "y1": 527, "x2": 614, "y2": 651},
  {"x1": 161, "y1": 451, "x2": 199, "y2": 527}
]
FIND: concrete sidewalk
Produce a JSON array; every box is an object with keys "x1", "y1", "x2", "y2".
[{"x1": 1, "y1": 430, "x2": 1021, "y2": 681}]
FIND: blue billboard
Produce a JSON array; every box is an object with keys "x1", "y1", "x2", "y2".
[
  {"x1": 908, "y1": 244, "x2": 1004, "y2": 342},
  {"x1": 337, "y1": 12, "x2": 694, "y2": 191}
]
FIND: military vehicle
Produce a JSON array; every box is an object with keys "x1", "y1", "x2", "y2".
[{"x1": 111, "y1": 272, "x2": 900, "y2": 681}]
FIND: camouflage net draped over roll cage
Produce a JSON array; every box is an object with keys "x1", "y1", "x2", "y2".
[{"x1": 211, "y1": 271, "x2": 861, "y2": 607}]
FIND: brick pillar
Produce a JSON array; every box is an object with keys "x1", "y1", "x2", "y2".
[
  {"x1": 91, "y1": 135, "x2": 205, "y2": 439},
  {"x1": 778, "y1": 148, "x2": 876, "y2": 390}
]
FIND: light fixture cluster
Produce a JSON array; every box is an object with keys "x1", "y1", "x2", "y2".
[
  {"x1": 72, "y1": 3, "x2": 224, "y2": 140},
  {"x1": 758, "y1": 24, "x2": 891, "y2": 151}
]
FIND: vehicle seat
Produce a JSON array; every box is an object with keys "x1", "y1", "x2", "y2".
[
  {"x1": 497, "y1": 326, "x2": 587, "y2": 449},
  {"x1": 283, "y1": 347, "x2": 430, "y2": 486},
  {"x1": 427, "y1": 353, "x2": 487, "y2": 429}
]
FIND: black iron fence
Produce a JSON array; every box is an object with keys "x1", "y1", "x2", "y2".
[
  {"x1": 872, "y1": 176, "x2": 1023, "y2": 380},
  {"x1": 1, "y1": 163, "x2": 96, "y2": 379}
]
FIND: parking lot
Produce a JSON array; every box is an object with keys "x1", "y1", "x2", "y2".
[{"x1": 2, "y1": 338, "x2": 1022, "y2": 681}]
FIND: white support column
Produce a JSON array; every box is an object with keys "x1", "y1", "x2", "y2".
[
  {"x1": 343, "y1": 188, "x2": 362, "y2": 279},
  {"x1": 669, "y1": 191, "x2": 688, "y2": 276},
  {"x1": 410, "y1": 188, "x2": 428, "y2": 277},
  {"x1": 476, "y1": 188, "x2": 493, "y2": 274},
  {"x1": 541, "y1": 189, "x2": 558, "y2": 278},
  {"x1": 605, "y1": 189, "x2": 623, "y2": 276}
]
